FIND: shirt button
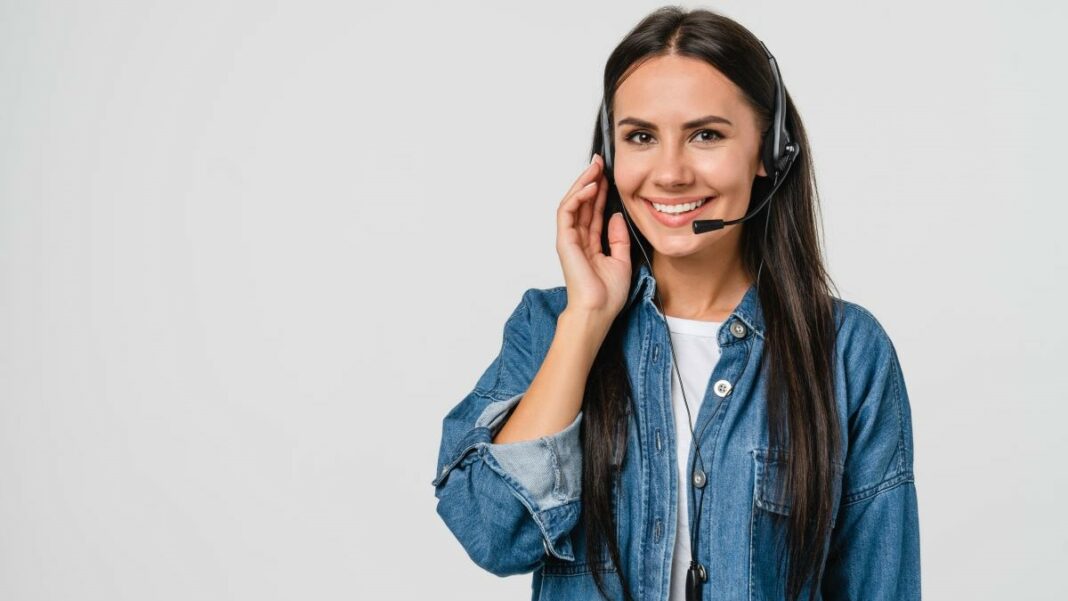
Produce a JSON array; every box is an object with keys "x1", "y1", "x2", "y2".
[
  {"x1": 730, "y1": 321, "x2": 747, "y2": 338},
  {"x1": 693, "y1": 468, "x2": 707, "y2": 488},
  {"x1": 713, "y1": 379, "x2": 732, "y2": 397}
]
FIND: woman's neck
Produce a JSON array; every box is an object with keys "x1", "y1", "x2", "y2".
[{"x1": 651, "y1": 248, "x2": 752, "y2": 322}]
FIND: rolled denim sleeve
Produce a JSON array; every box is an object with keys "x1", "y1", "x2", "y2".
[
  {"x1": 823, "y1": 311, "x2": 921, "y2": 599},
  {"x1": 431, "y1": 289, "x2": 583, "y2": 576},
  {"x1": 475, "y1": 394, "x2": 584, "y2": 506}
]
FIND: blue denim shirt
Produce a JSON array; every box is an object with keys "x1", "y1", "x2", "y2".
[{"x1": 432, "y1": 262, "x2": 920, "y2": 600}]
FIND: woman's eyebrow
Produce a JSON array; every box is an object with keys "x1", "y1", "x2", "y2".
[{"x1": 617, "y1": 114, "x2": 733, "y2": 129}]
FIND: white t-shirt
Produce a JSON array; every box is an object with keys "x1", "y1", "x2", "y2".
[{"x1": 662, "y1": 315, "x2": 723, "y2": 601}]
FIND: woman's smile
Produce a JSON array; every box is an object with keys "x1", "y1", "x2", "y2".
[{"x1": 640, "y1": 194, "x2": 717, "y2": 227}]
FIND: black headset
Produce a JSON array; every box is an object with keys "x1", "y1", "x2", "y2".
[{"x1": 596, "y1": 39, "x2": 798, "y2": 601}]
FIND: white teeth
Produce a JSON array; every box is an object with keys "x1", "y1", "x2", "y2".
[{"x1": 651, "y1": 197, "x2": 710, "y2": 214}]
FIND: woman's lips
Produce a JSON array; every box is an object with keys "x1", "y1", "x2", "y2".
[{"x1": 641, "y1": 196, "x2": 715, "y2": 228}]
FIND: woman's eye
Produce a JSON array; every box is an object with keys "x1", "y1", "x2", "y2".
[
  {"x1": 622, "y1": 129, "x2": 723, "y2": 145},
  {"x1": 624, "y1": 131, "x2": 654, "y2": 145},
  {"x1": 695, "y1": 129, "x2": 723, "y2": 142}
]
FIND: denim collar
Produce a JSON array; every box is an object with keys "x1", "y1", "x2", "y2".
[{"x1": 626, "y1": 261, "x2": 766, "y2": 339}]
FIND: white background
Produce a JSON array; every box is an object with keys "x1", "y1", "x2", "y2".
[{"x1": 2, "y1": 1, "x2": 1065, "y2": 599}]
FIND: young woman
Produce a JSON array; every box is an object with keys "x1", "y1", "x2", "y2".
[{"x1": 432, "y1": 7, "x2": 920, "y2": 601}]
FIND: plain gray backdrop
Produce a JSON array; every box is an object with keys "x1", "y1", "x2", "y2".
[{"x1": 2, "y1": 0, "x2": 1065, "y2": 599}]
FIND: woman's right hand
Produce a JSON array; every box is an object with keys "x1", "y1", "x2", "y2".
[{"x1": 556, "y1": 152, "x2": 632, "y2": 323}]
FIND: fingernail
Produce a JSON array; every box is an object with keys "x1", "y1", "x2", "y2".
[{"x1": 591, "y1": 153, "x2": 599, "y2": 165}]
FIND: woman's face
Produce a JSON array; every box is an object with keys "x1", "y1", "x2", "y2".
[{"x1": 611, "y1": 54, "x2": 767, "y2": 260}]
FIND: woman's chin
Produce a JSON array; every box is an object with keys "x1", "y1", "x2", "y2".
[{"x1": 648, "y1": 235, "x2": 708, "y2": 258}]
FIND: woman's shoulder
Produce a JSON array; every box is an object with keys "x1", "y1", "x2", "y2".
[
  {"x1": 509, "y1": 285, "x2": 569, "y2": 333},
  {"x1": 829, "y1": 295, "x2": 907, "y2": 400},
  {"x1": 520, "y1": 284, "x2": 568, "y2": 315},
  {"x1": 830, "y1": 295, "x2": 897, "y2": 354},
  {"x1": 829, "y1": 295, "x2": 911, "y2": 422},
  {"x1": 494, "y1": 285, "x2": 570, "y2": 347}
]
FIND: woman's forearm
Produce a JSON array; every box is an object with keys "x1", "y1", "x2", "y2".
[{"x1": 491, "y1": 309, "x2": 612, "y2": 444}]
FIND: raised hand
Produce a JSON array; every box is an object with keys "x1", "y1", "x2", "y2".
[{"x1": 555, "y1": 153, "x2": 632, "y2": 323}]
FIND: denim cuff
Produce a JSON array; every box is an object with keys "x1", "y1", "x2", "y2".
[{"x1": 474, "y1": 392, "x2": 584, "y2": 510}]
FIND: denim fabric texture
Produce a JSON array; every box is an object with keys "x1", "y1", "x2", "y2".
[{"x1": 432, "y1": 261, "x2": 921, "y2": 600}]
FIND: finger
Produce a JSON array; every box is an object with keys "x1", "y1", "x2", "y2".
[
  {"x1": 561, "y1": 154, "x2": 603, "y2": 204},
  {"x1": 557, "y1": 180, "x2": 599, "y2": 235},
  {"x1": 577, "y1": 179, "x2": 594, "y2": 242},
  {"x1": 607, "y1": 211, "x2": 631, "y2": 261},
  {"x1": 587, "y1": 173, "x2": 608, "y2": 253}
]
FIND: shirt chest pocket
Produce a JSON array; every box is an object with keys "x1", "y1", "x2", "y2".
[
  {"x1": 750, "y1": 446, "x2": 843, "y2": 599},
  {"x1": 752, "y1": 446, "x2": 842, "y2": 524}
]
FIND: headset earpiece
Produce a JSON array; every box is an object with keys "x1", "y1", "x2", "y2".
[{"x1": 599, "y1": 97, "x2": 614, "y2": 174}]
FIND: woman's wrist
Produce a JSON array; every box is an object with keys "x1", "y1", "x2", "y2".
[{"x1": 557, "y1": 309, "x2": 614, "y2": 360}]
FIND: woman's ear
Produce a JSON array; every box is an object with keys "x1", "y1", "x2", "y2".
[{"x1": 756, "y1": 157, "x2": 768, "y2": 178}]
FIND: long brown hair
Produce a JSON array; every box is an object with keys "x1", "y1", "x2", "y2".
[{"x1": 581, "y1": 7, "x2": 843, "y2": 601}]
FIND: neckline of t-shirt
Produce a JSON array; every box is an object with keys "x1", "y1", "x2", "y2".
[{"x1": 663, "y1": 314, "x2": 723, "y2": 337}]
